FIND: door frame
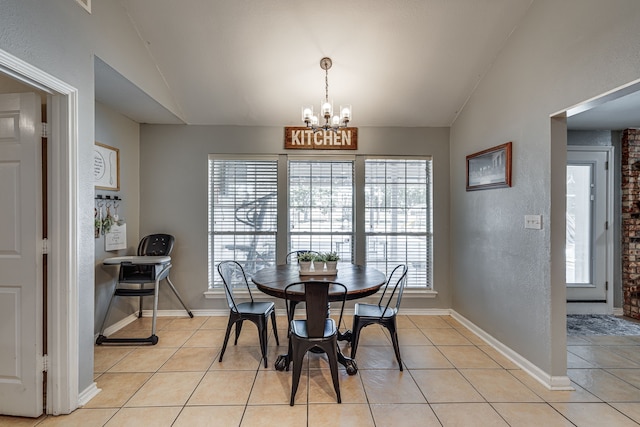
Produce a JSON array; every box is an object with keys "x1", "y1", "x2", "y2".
[
  {"x1": 566, "y1": 145, "x2": 614, "y2": 315},
  {"x1": 0, "y1": 49, "x2": 80, "y2": 414}
]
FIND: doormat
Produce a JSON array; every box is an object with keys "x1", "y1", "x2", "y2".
[{"x1": 567, "y1": 315, "x2": 640, "y2": 336}]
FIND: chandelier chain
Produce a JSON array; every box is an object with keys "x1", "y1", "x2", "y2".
[{"x1": 325, "y1": 67, "x2": 329, "y2": 103}]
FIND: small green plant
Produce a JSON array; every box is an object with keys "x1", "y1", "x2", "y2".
[
  {"x1": 297, "y1": 251, "x2": 316, "y2": 262},
  {"x1": 324, "y1": 251, "x2": 340, "y2": 262},
  {"x1": 314, "y1": 252, "x2": 328, "y2": 262}
]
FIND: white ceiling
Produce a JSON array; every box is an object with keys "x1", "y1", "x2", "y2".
[
  {"x1": 97, "y1": 0, "x2": 534, "y2": 127},
  {"x1": 95, "y1": 0, "x2": 640, "y2": 130}
]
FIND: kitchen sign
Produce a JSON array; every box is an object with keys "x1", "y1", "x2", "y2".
[{"x1": 284, "y1": 127, "x2": 358, "y2": 150}]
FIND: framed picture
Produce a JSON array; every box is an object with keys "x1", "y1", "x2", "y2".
[
  {"x1": 466, "y1": 141, "x2": 512, "y2": 191},
  {"x1": 94, "y1": 142, "x2": 120, "y2": 191}
]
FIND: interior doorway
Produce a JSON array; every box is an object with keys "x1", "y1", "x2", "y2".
[
  {"x1": 566, "y1": 146, "x2": 613, "y2": 314},
  {"x1": 0, "y1": 49, "x2": 79, "y2": 416}
]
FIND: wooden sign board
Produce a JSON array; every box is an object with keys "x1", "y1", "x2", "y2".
[{"x1": 284, "y1": 127, "x2": 358, "y2": 150}]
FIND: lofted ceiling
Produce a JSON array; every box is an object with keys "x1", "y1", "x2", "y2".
[
  {"x1": 97, "y1": 0, "x2": 535, "y2": 127},
  {"x1": 95, "y1": 0, "x2": 640, "y2": 130}
]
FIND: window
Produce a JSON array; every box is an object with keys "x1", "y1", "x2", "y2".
[
  {"x1": 289, "y1": 159, "x2": 354, "y2": 261},
  {"x1": 365, "y1": 158, "x2": 432, "y2": 288},
  {"x1": 208, "y1": 156, "x2": 278, "y2": 288},
  {"x1": 208, "y1": 154, "x2": 433, "y2": 290}
]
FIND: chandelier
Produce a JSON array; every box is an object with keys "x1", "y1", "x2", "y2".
[{"x1": 301, "y1": 57, "x2": 351, "y2": 133}]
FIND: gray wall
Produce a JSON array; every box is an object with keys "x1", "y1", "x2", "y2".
[
  {"x1": 138, "y1": 125, "x2": 452, "y2": 312},
  {"x1": 94, "y1": 101, "x2": 141, "y2": 332},
  {"x1": 450, "y1": 0, "x2": 640, "y2": 378},
  {"x1": 0, "y1": 0, "x2": 181, "y2": 397}
]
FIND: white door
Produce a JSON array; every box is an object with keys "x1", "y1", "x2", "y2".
[
  {"x1": 0, "y1": 92, "x2": 43, "y2": 417},
  {"x1": 566, "y1": 147, "x2": 611, "y2": 310}
]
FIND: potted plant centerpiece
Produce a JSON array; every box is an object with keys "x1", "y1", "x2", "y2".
[
  {"x1": 297, "y1": 251, "x2": 315, "y2": 273},
  {"x1": 313, "y1": 252, "x2": 326, "y2": 272},
  {"x1": 324, "y1": 251, "x2": 340, "y2": 273}
]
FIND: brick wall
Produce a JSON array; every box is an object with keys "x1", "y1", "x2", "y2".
[{"x1": 621, "y1": 129, "x2": 640, "y2": 319}]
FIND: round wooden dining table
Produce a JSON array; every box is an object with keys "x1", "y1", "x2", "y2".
[
  {"x1": 251, "y1": 263, "x2": 387, "y2": 301},
  {"x1": 252, "y1": 263, "x2": 387, "y2": 374}
]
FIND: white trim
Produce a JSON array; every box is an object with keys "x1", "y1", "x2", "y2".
[
  {"x1": 99, "y1": 313, "x2": 141, "y2": 338},
  {"x1": 451, "y1": 310, "x2": 573, "y2": 391},
  {"x1": 107, "y1": 308, "x2": 571, "y2": 391},
  {"x1": 100, "y1": 307, "x2": 571, "y2": 392},
  {"x1": 0, "y1": 49, "x2": 80, "y2": 415},
  {"x1": 77, "y1": 383, "x2": 100, "y2": 408}
]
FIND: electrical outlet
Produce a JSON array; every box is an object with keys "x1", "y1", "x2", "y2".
[{"x1": 524, "y1": 215, "x2": 542, "y2": 230}]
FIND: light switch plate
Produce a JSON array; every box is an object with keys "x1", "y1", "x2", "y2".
[{"x1": 525, "y1": 215, "x2": 542, "y2": 230}]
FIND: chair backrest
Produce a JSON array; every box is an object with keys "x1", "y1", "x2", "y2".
[
  {"x1": 285, "y1": 281, "x2": 347, "y2": 338},
  {"x1": 377, "y1": 264, "x2": 408, "y2": 317},
  {"x1": 217, "y1": 260, "x2": 254, "y2": 311},
  {"x1": 285, "y1": 250, "x2": 319, "y2": 264},
  {"x1": 138, "y1": 234, "x2": 174, "y2": 256}
]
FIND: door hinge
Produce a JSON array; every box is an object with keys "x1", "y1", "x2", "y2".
[
  {"x1": 41, "y1": 122, "x2": 48, "y2": 138},
  {"x1": 606, "y1": 281, "x2": 609, "y2": 291},
  {"x1": 605, "y1": 160, "x2": 609, "y2": 170},
  {"x1": 42, "y1": 238, "x2": 48, "y2": 254},
  {"x1": 42, "y1": 354, "x2": 48, "y2": 373},
  {"x1": 605, "y1": 221, "x2": 609, "y2": 230}
]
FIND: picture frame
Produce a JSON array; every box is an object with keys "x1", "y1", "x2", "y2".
[
  {"x1": 466, "y1": 141, "x2": 512, "y2": 191},
  {"x1": 94, "y1": 142, "x2": 120, "y2": 191}
]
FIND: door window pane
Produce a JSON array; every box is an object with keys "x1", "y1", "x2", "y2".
[{"x1": 566, "y1": 164, "x2": 592, "y2": 284}]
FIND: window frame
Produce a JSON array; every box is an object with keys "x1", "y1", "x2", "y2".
[{"x1": 208, "y1": 153, "x2": 433, "y2": 291}]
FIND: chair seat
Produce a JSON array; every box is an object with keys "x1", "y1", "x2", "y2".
[
  {"x1": 234, "y1": 301, "x2": 275, "y2": 316},
  {"x1": 290, "y1": 318, "x2": 336, "y2": 339},
  {"x1": 354, "y1": 303, "x2": 397, "y2": 319}
]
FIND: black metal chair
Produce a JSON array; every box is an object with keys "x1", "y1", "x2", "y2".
[
  {"x1": 217, "y1": 261, "x2": 279, "y2": 368},
  {"x1": 284, "y1": 280, "x2": 347, "y2": 406},
  {"x1": 350, "y1": 264, "x2": 408, "y2": 370},
  {"x1": 285, "y1": 250, "x2": 319, "y2": 264},
  {"x1": 96, "y1": 234, "x2": 193, "y2": 345}
]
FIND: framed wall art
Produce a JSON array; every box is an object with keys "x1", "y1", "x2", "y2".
[
  {"x1": 466, "y1": 141, "x2": 512, "y2": 191},
  {"x1": 94, "y1": 142, "x2": 120, "y2": 191}
]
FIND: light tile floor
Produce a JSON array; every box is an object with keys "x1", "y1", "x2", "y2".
[{"x1": 2, "y1": 315, "x2": 640, "y2": 426}]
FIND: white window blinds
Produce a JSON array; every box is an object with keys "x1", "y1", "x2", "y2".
[
  {"x1": 208, "y1": 157, "x2": 278, "y2": 288},
  {"x1": 365, "y1": 158, "x2": 433, "y2": 288},
  {"x1": 288, "y1": 159, "x2": 354, "y2": 262}
]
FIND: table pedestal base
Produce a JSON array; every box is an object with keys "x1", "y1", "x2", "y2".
[{"x1": 274, "y1": 347, "x2": 358, "y2": 375}]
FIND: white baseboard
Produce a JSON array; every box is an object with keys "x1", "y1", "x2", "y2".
[
  {"x1": 450, "y1": 310, "x2": 572, "y2": 391},
  {"x1": 97, "y1": 308, "x2": 570, "y2": 391},
  {"x1": 77, "y1": 382, "x2": 101, "y2": 408}
]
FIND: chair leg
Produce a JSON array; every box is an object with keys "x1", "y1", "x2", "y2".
[
  {"x1": 137, "y1": 291, "x2": 144, "y2": 318},
  {"x1": 150, "y1": 278, "x2": 160, "y2": 336},
  {"x1": 258, "y1": 317, "x2": 269, "y2": 368},
  {"x1": 96, "y1": 281, "x2": 118, "y2": 342},
  {"x1": 350, "y1": 318, "x2": 362, "y2": 358},
  {"x1": 164, "y1": 276, "x2": 194, "y2": 318},
  {"x1": 234, "y1": 320, "x2": 244, "y2": 345},
  {"x1": 287, "y1": 301, "x2": 298, "y2": 337},
  {"x1": 289, "y1": 337, "x2": 306, "y2": 406},
  {"x1": 387, "y1": 320, "x2": 403, "y2": 371},
  {"x1": 219, "y1": 315, "x2": 235, "y2": 362},
  {"x1": 326, "y1": 340, "x2": 342, "y2": 403},
  {"x1": 270, "y1": 310, "x2": 280, "y2": 346}
]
